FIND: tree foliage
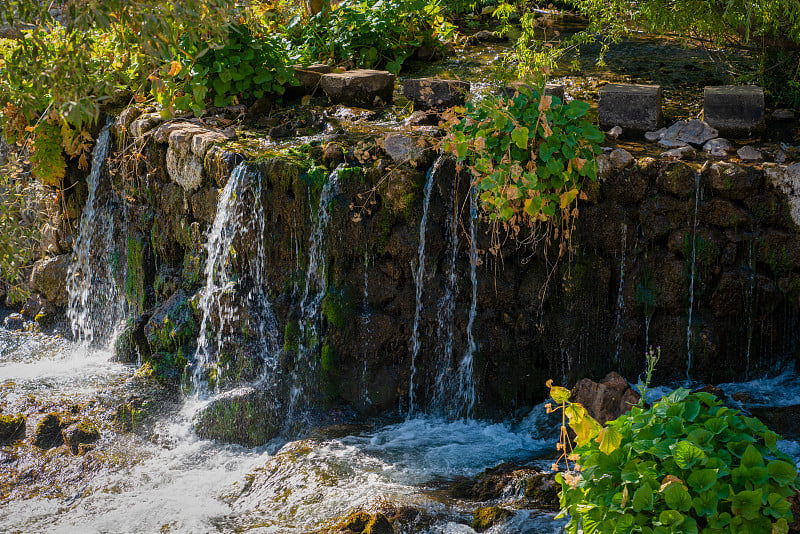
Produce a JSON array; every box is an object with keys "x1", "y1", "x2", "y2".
[{"x1": 500, "y1": 0, "x2": 800, "y2": 106}]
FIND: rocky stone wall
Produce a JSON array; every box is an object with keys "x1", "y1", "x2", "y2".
[{"x1": 24, "y1": 107, "x2": 800, "y2": 426}]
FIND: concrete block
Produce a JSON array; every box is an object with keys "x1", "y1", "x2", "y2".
[
  {"x1": 403, "y1": 78, "x2": 470, "y2": 109},
  {"x1": 598, "y1": 84, "x2": 662, "y2": 135},
  {"x1": 703, "y1": 85, "x2": 765, "y2": 137},
  {"x1": 498, "y1": 82, "x2": 565, "y2": 102}
]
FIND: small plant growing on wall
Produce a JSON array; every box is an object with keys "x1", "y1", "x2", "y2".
[
  {"x1": 547, "y1": 348, "x2": 799, "y2": 534},
  {"x1": 443, "y1": 85, "x2": 604, "y2": 258}
]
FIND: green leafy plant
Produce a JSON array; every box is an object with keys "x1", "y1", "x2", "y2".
[
  {"x1": 155, "y1": 23, "x2": 295, "y2": 115},
  {"x1": 292, "y1": 0, "x2": 454, "y2": 74},
  {"x1": 444, "y1": 86, "x2": 603, "y2": 245},
  {"x1": 547, "y1": 375, "x2": 800, "y2": 533}
]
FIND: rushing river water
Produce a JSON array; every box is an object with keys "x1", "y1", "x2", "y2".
[
  {"x1": 2, "y1": 327, "x2": 799, "y2": 533},
  {"x1": 0, "y1": 327, "x2": 567, "y2": 533}
]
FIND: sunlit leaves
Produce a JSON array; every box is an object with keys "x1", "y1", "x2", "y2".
[
  {"x1": 444, "y1": 85, "x2": 603, "y2": 228},
  {"x1": 553, "y1": 387, "x2": 800, "y2": 534}
]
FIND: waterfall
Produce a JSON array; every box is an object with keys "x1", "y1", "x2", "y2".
[
  {"x1": 686, "y1": 172, "x2": 700, "y2": 380},
  {"x1": 745, "y1": 239, "x2": 755, "y2": 377},
  {"x1": 613, "y1": 223, "x2": 628, "y2": 363},
  {"x1": 453, "y1": 185, "x2": 479, "y2": 418},
  {"x1": 361, "y1": 251, "x2": 372, "y2": 405},
  {"x1": 407, "y1": 156, "x2": 443, "y2": 417},
  {"x1": 66, "y1": 123, "x2": 125, "y2": 347},
  {"x1": 288, "y1": 166, "x2": 342, "y2": 414},
  {"x1": 192, "y1": 163, "x2": 280, "y2": 395},
  {"x1": 431, "y1": 210, "x2": 458, "y2": 414}
]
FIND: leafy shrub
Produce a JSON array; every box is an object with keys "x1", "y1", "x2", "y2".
[
  {"x1": 157, "y1": 23, "x2": 295, "y2": 114},
  {"x1": 444, "y1": 86, "x2": 603, "y2": 227},
  {"x1": 549, "y1": 382, "x2": 800, "y2": 534},
  {"x1": 292, "y1": 0, "x2": 454, "y2": 74}
]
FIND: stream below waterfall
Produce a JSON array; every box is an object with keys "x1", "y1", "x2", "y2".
[{"x1": 2, "y1": 328, "x2": 800, "y2": 533}]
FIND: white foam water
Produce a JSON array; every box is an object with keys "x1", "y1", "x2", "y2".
[
  {"x1": 192, "y1": 163, "x2": 280, "y2": 395},
  {"x1": 66, "y1": 123, "x2": 125, "y2": 348}
]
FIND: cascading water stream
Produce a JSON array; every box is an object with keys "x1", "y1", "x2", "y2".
[
  {"x1": 361, "y1": 251, "x2": 372, "y2": 405},
  {"x1": 745, "y1": 239, "x2": 756, "y2": 377},
  {"x1": 431, "y1": 210, "x2": 458, "y2": 414},
  {"x1": 686, "y1": 172, "x2": 700, "y2": 380},
  {"x1": 288, "y1": 166, "x2": 342, "y2": 414},
  {"x1": 613, "y1": 223, "x2": 628, "y2": 363},
  {"x1": 453, "y1": 184, "x2": 479, "y2": 417},
  {"x1": 192, "y1": 162, "x2": 280, "y2": 395},
  {"x1": 66, "y1": 123, "x2": 125, "y2": 348},
  {"x1": 407, "y1": 155, "x2": 443, "y2": 417}
]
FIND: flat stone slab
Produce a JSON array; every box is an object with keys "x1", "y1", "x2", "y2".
[
  {"x1": 598, "y1": 84, "x2": 662, "y2": 135},
  {"x1": 703, "y1": 85, "x2": 764, "y2": 137},
  {"x1": 320, "y1": 69, "x2": 395, "y2": 107},
  {"x1": 293, "y1": 64, "x2": 332, "y2": 94},
  {"x1": 498, "y1": 82, "x2": 565, "y2": 102},
  {"x1": 403, "y1": 78, "x2": 470, "y2": 110}
]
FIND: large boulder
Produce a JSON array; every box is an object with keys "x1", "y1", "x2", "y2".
[
  {"x1": 193, "y1": 387, "x2": 281, "y2": 447},
  {"x1": 706, "y1": 161, "x2": 763, "y2": 200},
  {"x1": 749, "y1": 405, "x2": 800, "y2": 440},
  {"x1": 29, "y1": 254, "x2": 72, "y2": 306},
  {"x1": 571, "y1": 372, "x2": 640, "y2": 425},
  {"x1": 764, "y1": 163, "x2": 800, "y2": 228},
  {"x1": 31, "y1": 413, "x2": 64, "y2": 449}
]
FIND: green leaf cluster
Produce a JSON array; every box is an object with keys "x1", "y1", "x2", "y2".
[
  {"x1": 557, "y1": 388, "x2": 800, "y2": 533},
  {"x1": 165, "y1": 23, "x2": 295, "y2": 114},
  {"x1": 444, "y1": 86, "x2": 603, "y2": 225},
  {"x1": 292, "y1": 0, "x2": 455, "y2": 74}
]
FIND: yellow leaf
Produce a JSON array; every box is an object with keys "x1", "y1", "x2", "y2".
[
  {"x1": 571, "y1": 415, "x2": 600, "y2": 446},
  {"x1": 167, "y1": 60, "x2": 182, "y2": 77},
  {"x1": 301, "y1": 95, "x2": 312, "y2": 106},
  {"x1": 550, "y1": 384, "x2": 572, "y2": 404},
  {"x1": 559, "y1": 188, "x2": 580, "y2": 209},
  {"x1": 596, "y1": 426, "x2": 623, "y2": 455}
]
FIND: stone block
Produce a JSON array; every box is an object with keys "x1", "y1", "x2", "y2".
[
  {"x1": 320, "y1": 69, "x2": 395, "y2": 107},
  {"x1": 292, "y1": 64, "x2": 332, "y2": 94},
  {"x1": 403, "y1": 77, "x2": 470, "y2": 109},
  {"x1": 598, "y1": 84, "x2": 662, "y2": 135},
  {"x1": 498, "y1": 82, "x2": 565, "y2": 102},
  {"x1": 703, "y1": 85, "x2": 764, "y2": 137}
]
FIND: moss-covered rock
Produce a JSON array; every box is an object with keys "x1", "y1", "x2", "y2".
[
  {"x1": 32, "y1": 413, "x2": 64, "y2": 449},
  {"x1": 62, "y1": 420, "x2": 101, "y2": 454},
  {"x1": 472, "y1": 506, "x2": 512, "y2": 532},
  {"x1": 376, "y1": 166, "x2": 424, "y2": 219},
  {"x1": 333, "y1": 510, "x2": 394, "y2": 534},
  {"x1": 193, "y1": 387, "x2": 281, "y2": 447},
  {"x1": 0, "y1": 414, "x2": 25, "y2": 442},
  {"x1": 125, "y1": 234, "x2": 149, "y2": 316},
  {"x1": 114, "y1": 314, "x2": 151, "y2": 363},
  {"x1": 144, "y1": 289, "x2": 197, "y2": 353}
]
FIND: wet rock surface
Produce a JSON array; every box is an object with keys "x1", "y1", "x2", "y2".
[
  {"x1": 403, "y1": 77, "x2": 470, "y2": 109},
  {"x1": 571, "y1": 372, "x2": 640, "y2": 425}
]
